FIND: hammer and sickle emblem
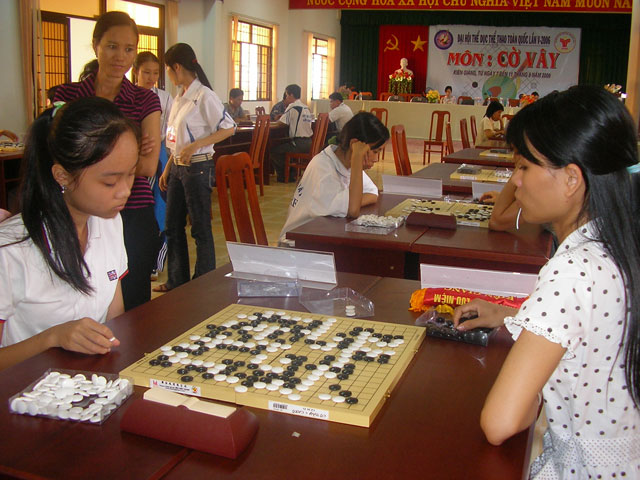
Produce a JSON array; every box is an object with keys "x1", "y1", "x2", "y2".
[{"x1": 384, "y1": 34, "x2": 400, "y2": 52}]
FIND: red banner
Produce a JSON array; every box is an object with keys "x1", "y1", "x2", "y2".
[
  {"x1": 290, "y1": 0, "x2": 631, "y2": 14},
  {"x1": 378, "y1": 25, "x2": 429, "y2": 97}
]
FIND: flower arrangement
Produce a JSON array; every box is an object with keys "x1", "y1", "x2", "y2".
[
  {"x1": 519, "y1": 94, "x2": 537, "y2": 107},
  {"x1": 389, "y1": 71, "x2": 413, "y2": 95},
  {"x1": 604, "y1": 84, "x2": 622, "y2": 95},
  {"x1": 337, "y1": 84, "x2": 351, "y2": 100},
  {"x1": 426, "y1": 89, "x2": 440, "y2": 103}
]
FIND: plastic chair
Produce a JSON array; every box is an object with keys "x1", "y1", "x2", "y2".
[
  {"x1": 391, "y1": 125, "x2": 412, "y2": 176},
  {"x1": 359, "y1": 91, "x2": 373, "y2": 100},
  {"x1": 284, "y1": 113, "x2": 329, "y2": 183},
  {"x1": 422, "y1": 110, "x2": 450, "y2": 164},
  {"x1": 410, "y1": 96, "x2": 428, "y2": 103},
  {"x1": 457, "y1": 96, "x2": 473, "y2": 104},
  {"x1": 248, "y1": 114, "x2": 270, "y2": 196},
  {"x1": 255, "y1": 106, "x2": 266, "y2": 116},
  {"x1": 348, "y1": 92, "x2": 358, "y2": 100},
  {"x1": 445, "y1": 121, "x2": 454, "y2": 155},
  {"x1": 215, "y1": 152, "x2": 268, "y2": 245},
  {"x1": 508, "y1": 99, "x2": 520, "y2": 107},
  {"x1": 370, "y1": 107, "x2": 388, "y2": 161},
  {"x1": 379, "y1": 92, "x2": 392, "y2": 101},
  {"x1": 459, "y1": 118, "x2": 471, "y2": 150},
  {"x1": 470, "y1": 115, "x2": 478, "y2": 144}
]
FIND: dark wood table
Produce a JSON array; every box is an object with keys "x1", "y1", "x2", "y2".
[
  {"x1": 0, "y1": 267, "x2": 534, "y2": 479},
  {"x1": 0, "y1": 149, "x2": 23, "y2": 211},
  {"x1": 476, "y1": 139, "x2": 509, "y2": 150},
  {"x1": 286, "y1": 193, "x2": 552, "y2": 278},
  {"x1": 443, "y1": 147, "x2": 515, "y2": 168},
  {"x1": 214, "y1": 123, "x2": 289, "y2": 185},
  {"x1": 411, "y1": 162, "x2": 510, "y2": 195}
]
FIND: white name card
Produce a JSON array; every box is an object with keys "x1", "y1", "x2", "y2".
[
  {"x1": 471, "y1": 181, "x2": 505, "y2": 201},
  {"x1": 382, "y1": 175, "x2": 442, "y2": 198}
]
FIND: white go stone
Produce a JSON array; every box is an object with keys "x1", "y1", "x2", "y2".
[
  {"x1": 266, "y1": 384, "x2": 279, "y2": 391},
  {"x1": 214, "y1": 374, "x2": 227, "y2": 382},
  {"x1": 279, "y1": 388, "x2": 293, "y2": 395},
  {"x1": 318, "y1": 393, "x2": 332, "y2": 401},
  {"x1": 288, "y1": 393, "x2": 302, "y2": 401},
  {"x1": 332, "y1": 396, "x2": 346, "y2": 403},
  {"x1": 235, "y1": 385, "x2": 248, "y2": 393},
  {"x1": 254, "y1": 382, "x2": 267, "y2": 389}
]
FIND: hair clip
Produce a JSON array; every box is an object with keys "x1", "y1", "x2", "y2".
[
  {"x1": 52, "y1": 101, "x2": 66, "y2": 118},
  {"x1": 627, "y1": 163, "x2": 640, "y2": 174}
]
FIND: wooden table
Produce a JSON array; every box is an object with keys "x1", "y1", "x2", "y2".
[
  {"x1": 286, "y1": 193, "x2": 552, "y2": 278},
  {"x1": 214, "y1": 123, "x2": 289, "y2": 185},
  {"x1": 442, "y1": 147, "x2": 515, "y2": 168},
  {"x1": 0, "y1": 265, "x2": 534, "y2": 479},
  {"x1": 0, "y1": 149, "x2": 23, "y2": 211},
  {"x1": 411, "y1": 162, "x2": 510, "y2": 195}
]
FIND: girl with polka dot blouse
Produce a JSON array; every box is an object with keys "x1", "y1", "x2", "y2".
[{"x1": 453, "y1": 85, "x2": 640, "y2": 479}]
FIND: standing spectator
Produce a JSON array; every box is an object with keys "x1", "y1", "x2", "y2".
[{"x1": 54, "y1": 11, "x2": 162, "y2": 311}]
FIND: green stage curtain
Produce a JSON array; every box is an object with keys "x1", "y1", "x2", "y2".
[{"x1": 340, "y1": 11, "x2": 630, "y2": 97}]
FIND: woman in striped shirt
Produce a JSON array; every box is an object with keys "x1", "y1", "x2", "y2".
[{"x1": 55, "y1": 11, "x2": 161, "y2": 310}]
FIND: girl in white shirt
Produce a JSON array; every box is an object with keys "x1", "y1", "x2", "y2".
[
  {"x1": 476, "y1": 100, "x2": 505, "y2": 146},
  {"x1": 279, "y1": 112, "x2": 389, "y2": 244},
  {"x1": 156, "y1": 43, "x2": 235, "y2": 292},
  {"x1": 0, "y1": 97, "x2": 137, "y2": 371},
  {"x1": 453, "y1": 86, "x2": 640, "y2": 478}
]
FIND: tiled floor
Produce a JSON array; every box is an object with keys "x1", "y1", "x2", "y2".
[{"x1": 149, "y1": 138, "x2": 545, "y2": 466}]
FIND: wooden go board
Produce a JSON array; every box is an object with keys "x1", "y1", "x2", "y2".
[
  {"x1": 120, "y1": 304, "x2": 425, "y2": 427},
  {"x1": 385, "y1": 198, "x2": 493, "y2": 228}
]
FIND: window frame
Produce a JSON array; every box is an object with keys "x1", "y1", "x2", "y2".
[{"x1": 231, "y1": 17, "x2": 274, "y2": 102}]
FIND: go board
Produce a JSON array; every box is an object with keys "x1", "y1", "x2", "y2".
[
  {"x1": 120, "y1": 304, "x2": 425, "y2": 427},
  {"x1": 385, "y1": 198, "x2": 493, "y2": 228}
]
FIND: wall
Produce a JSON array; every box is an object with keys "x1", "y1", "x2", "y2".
[
  {"x1": 0, "y1": 1, "x2": 28, "y2": 138},
  {"x1": 177, "y1": 0, "x2": 341, "y2": 111}
]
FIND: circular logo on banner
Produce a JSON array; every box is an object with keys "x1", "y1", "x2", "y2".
[
  {"x1": 434, "y1": 30, "x2": 454, "y2": 50},
  {"x1": 554, "y1": 32, "x2": 576, "y2": 54}
]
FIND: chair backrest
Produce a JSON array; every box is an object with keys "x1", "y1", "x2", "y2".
[
  {"x1": 445, "y1": 122, "x2": 454, "y2": 155},
  {"x1": 310, "y1": 113, "x2": 330, "y2": 157},
  {"x1": 348, "y1": 92, "x2": 358, "y2": 100},
  {"x1": 428, "y1": 110, "x2": 451, "y2": 142},
  {"x1": 457, "y1": 95, "x2": 472, "y2": 104},
  {"x1": 387, "y1": 95, "x2": 402, "y2": 102},
  {"x1": 501, "y1": 113, "x2": 515, "y2": 131},
  {"x1": 508, "y1": 98, "x2": 520, "y2": 107},
  {"x1": 255, "y1": 106, "x2": 266, "y2": 116},
  {"x1": 215, "y1": 152, "x2": 268, "y2": 246},
  {"x1": 459, "y1": 118, "x2": 471, "y2": 149},
  {"x1": 410, "y1": 96, "x2": 428, "y2": 103},
  {"x1": 391, "y1": 125, "x2": 412, "y2": 176},
  {"x1": 248, "y1": 115, "x2": 270, "y2": 169},
  {"x1": 370, "y1": 107, "x2": 388, "y2": 127},
  {"x1": 359, "y1": 91, "x2": 373, "y2": 100},
  {"x1": 469, "y1": 115, "x2": 478, "y2": 144}
]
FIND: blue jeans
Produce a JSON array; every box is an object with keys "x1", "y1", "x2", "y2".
[{"x1": 165, "y1": 160, "x2": 215, "y2": 288}]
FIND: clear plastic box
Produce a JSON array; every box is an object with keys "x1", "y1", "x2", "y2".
[
  {"x1": 236, "y1": 278, "x2": 301, "y2": 297},
  {"x1": 345, "y1": 215, "x2": 404, "y2": 235},
  {"x1": 299, "y1": 287, "x2": 374, "y2": 317},
  {"x1": 8, "y1": 368, "x2": 133, "y2": 425}
]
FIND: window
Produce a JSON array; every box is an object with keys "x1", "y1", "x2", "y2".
[
  {"x1": 38, "y1": 12, "x2": 70, "y2": 104},
  {"x1": 231, "y1": 18, "x2": 273, "y2": 101},
  {"x1": 311, "y1": 37, "x2": 329, "y2": 100}
]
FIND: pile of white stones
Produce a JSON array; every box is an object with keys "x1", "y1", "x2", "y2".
[
  {"x1": 9, "y1": 370, "x2": 131, "y2": 423},
  {"x1": 353, "y1": 214, "x2": 403, "y2": 228}
]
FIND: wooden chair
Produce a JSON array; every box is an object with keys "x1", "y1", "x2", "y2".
[
  {"x1": 508, "y1": 98, "x2": 520, "y2": 107},
  {"x1": 445, "y1": 121, "x2": 454, "y2": 155},
  {"x1": 248, "y1": 114, "x2": 270, "y2": 196},
  {"x1": 370, "y1": 107, "x2": 388, "y2": 161},
  {"x1": 457, "y1": 96, "x2": 473, "y2": 104},
  {"x1": 359, "y1": 91, "x2": 373, "y2": 100},
  {"x1": 459, "y1": 118, "x2": 471, "y2": 150},
  {"x1": 284, "y1": 113, "x2": 329, "y2": 183},
  {"x1": 215, "y1": 152, "x2": 268, "y2": 245},
  {"x1": 348, "y1": 91, "x2": 358, "y2": 100},
  {"x1": 470, "y1": 115, "x2": 478, "y2": 144},
  {"x1": 422, "y1": 110, "x2": 450, "y2": 164},
  {"x1": 255, "y1": 106, "x2": 266, "y2": 116},
  {"x1": 391, "y1": 125, "x2": 412, "y2": 176}
]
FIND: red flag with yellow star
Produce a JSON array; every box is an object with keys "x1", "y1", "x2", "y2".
[{"x1": 378, "y1": 25, "x2": 429, "y2": 97}]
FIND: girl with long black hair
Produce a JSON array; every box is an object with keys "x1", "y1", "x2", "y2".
[
  {"x1": 0, "y1": 97, "x2": 139, "y2": 370},
  {"x1": 454, "y1": 86, "x2": 640, "y2": 478}
]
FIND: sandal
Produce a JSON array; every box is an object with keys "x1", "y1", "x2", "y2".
[{"x1": 152, "y1": 283, "x2": 172, "y2": 293}]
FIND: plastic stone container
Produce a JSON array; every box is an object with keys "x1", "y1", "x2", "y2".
[
  {"x1": 299, "y1": 287, "x2": 374, "y2": 318},
  {"x1": 8, "y1": 368, "x2": 133, "y2": 425}
]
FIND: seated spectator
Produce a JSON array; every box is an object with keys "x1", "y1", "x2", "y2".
[
  {"x1": 224, "y1": 88, "x2": 250, "y2": 123},
  {"x1": 328, "y1": 92, "x2": 354, "y2": 133},
  {"x1": 440, "y1": 86, "x2": 456, "y2": 104},
  {"x1": 270, "y1": 84, "x2": 314, "y2": 182},
  {"x1": 476, "y1": 101, "x2": 504, "y2": 146}
]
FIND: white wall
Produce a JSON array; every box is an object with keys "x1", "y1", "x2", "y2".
[
  {"x1": 177, "y1": 0, "x2": 341, "y2": 111},
  {"x1": 0, "y1": 1, "x2": 28, "y2": 138}
]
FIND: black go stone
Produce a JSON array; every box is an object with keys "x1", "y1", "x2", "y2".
[
  {"x1": 202, "y1": 373, "x2": 214, "y2": 379},
  {"x1": 319, "y1": 360, "x2": 331, "y2": 366},
  {"x1": 285, "y1": 353, "x2": 297, "y2": 359},
  {"x1": 337, "y1": 373, "x2": 350, "y2": 380},
  {"x1": 329, "y1": 384, "x2": 341, "y2": 391},
  {"x1": 206, "y1": 324, "x2": 217, "y2": 330},
  {"x1": 254, "y1": 369, "x2": 264, "y2": 376},
  {"x1": 196, "y1": 366, "x2": 207, "y2": 373},
  {"x1": 173, "y1": 346, "x2": 184, "y2": 352},
  {"x1": 339, "y1": 390, "x2": 352, "y2": 397},
  {"x1": 239, "y1": 347, "x2": 250, "y2": 353},
  {"x1": 234, "y1": 360, "x2": 246, "y2": 367},
  {"x1": 305, "y1": 339, "x2": 316, "y2": 344},
  {"x1": 323, "y1": 355, "x2": 336, "y2": 361},
  {"x1": 235, "y1": 372, "x2": 247, "y2": 379},
  {"x1": 241, "y1": 380, "x2": 254, "y2": 387},
  {"x1": 256, "y1": 345, "x2": 267, "y2": 351},
  {"x1": 187, "y1": 364, "x2": 198, "y2": 371},
  {"x1": 394, "y1": 335, "x2": 404, "y2": 339},
  {"x1": 227, "y1": 345, "x2": 239, "y2": 351},
  {"x1": 282, "y1": 371, "x2": 295, "y2": 378},
  {"x1": 290, "y1": 377, "x2": 301, "y2": 384},
  {"x1": 216, "y1": 344, "x2": 227, "y2": 350},
  {"x1": 349, "y1": 331, "x2": 359, "y2": 337},
  {"x1": 346, "y1": 397, "x2": 359, "y2": 405},
  {"x1": 177, "y1": 368, "x2": 189, "y2": 375},
  {"x1": 250, "y1": 349, "x2": 260, "y2": 355},
  {"x1": 372, "y1": 333, "x2": 382, "y2": 338},
  {"x1": 266, "y1": 372, "x2": 279, "y2": 378},
  {"x1": 157, "y1": 354, "x2": 169, "y2": 361},
  {"x1": 181, "y1": 375, "x2": 193, "y2": 382},
  {"x1": 160, "y1": 361, "x2": 172, "y2": 368},
  {"x1": 377, "y1": 357, "x2": 389, "y2": 364},
  {"x1": 316, "y1": 340, "x2": 327, "y2": 346},
  {"x1": 297, "y1": 356, "x2": 308, "y2": 362},
  {"x1": 149, "y1": 359, "x2": 161, "y2": 366},
  {"x1": 292, "y1": 360, "x2": 303, "y2": 366},
  {"x1": 195, "y1": 340, "x2": 205, "y2": 346},
  {"x1": 353, "y1": 327, "x2": 363, "y2": 332},
  {"x1": 364, "y1": 356, "x2": 375, "y2": 362},
  {"x1": 352, "y1": 354, "x2": 364, "y2": 361},
  {"x1": 260, "y1": 377, "x2": 272, "y2": 384},
  {"x1": 247, "y1": 375, "x2": 259, "y2": 382},
  {"x1": 247, "y1": 363, "x2": 259, "y2": 369},
  {"x1": 329, "y1": 367, "x2": 341, "y2": 373},
  {"x1": 336, "y1": 332, "x2": 346, "y2": 338},
  {"x1": 231, "y1": 325, "x2": 241, "y2": 330},
  {"x1": 222, "y1": 359, "x2": 233, "y2": 365},
  {"x1": 283, "y1": 382, "x2": 295, "y2": 389},
  {"x1": 286, "y1": 365, "x2": 299, "y2": 372},
  {"x1": 365, "y1": 328, "x2": 374, "y2": 333},
  {"x1": 305, "y1": 364, "x2": 317, "y2": 370},
  {"x1": 344, "y1": 363, "x2": 356, "y2": 369},
  {"x1": 267, "y1": 333, "x2": 278, "y2": 339}
]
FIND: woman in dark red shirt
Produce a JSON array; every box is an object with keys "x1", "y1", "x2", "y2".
[{"x1": 55, "y1": 11, "x2": 161, "y2": 310}]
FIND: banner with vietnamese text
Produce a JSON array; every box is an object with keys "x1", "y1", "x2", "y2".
[
  {"x1": 426, "y1": 25, "x2": 581, "y2": 102},
  {"x1": 290, "y1": 0, "x2": 630, "y2": 14}
]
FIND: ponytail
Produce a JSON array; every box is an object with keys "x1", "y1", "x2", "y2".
[{"x1": 165, "y1": 43, "x2": 212, "y2": 90}]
